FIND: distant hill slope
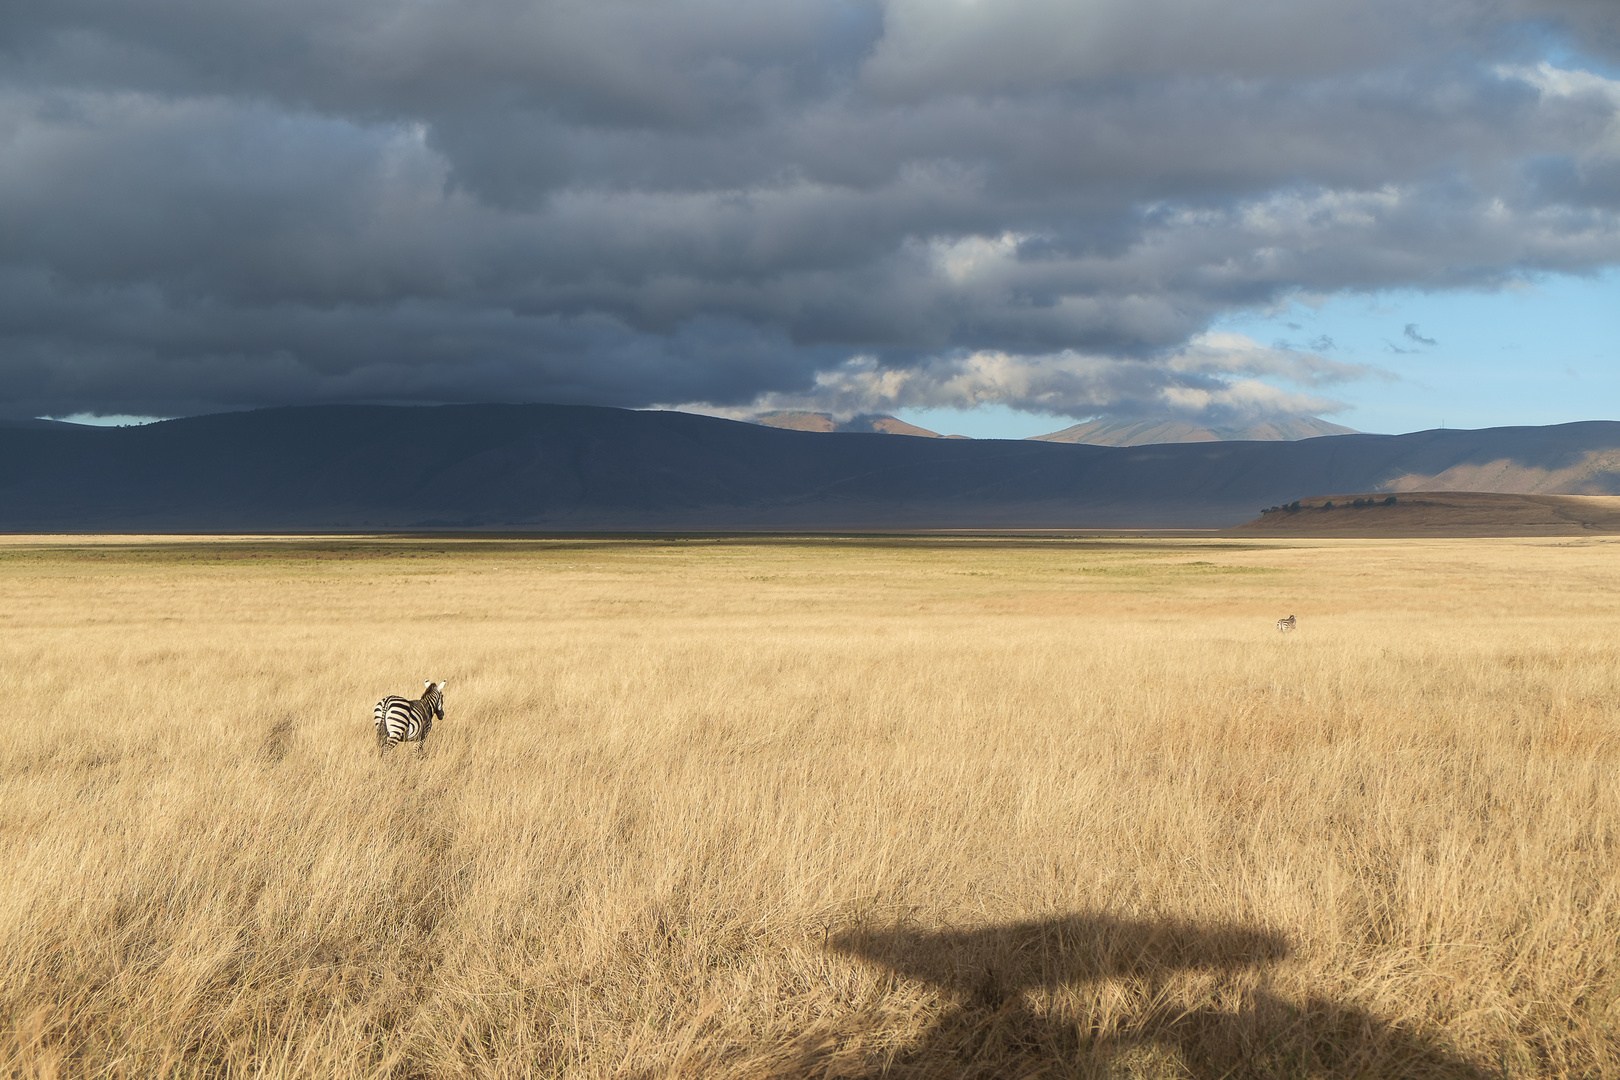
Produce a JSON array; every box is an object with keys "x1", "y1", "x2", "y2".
[
  {"x1": 1230, "y1": 492, "x2": 1620, "y2": 537},
  {"x1": 3, "y1": 405, "x2": 1620, "y2": 531},
  {"x1": 1032, "y1": 416, "x2": 1357, "y2": 445},
  {"x1": 752, "y1": 411, "x2": 947, "y2": 438}
]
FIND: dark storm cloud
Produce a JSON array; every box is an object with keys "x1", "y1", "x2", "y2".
[{"x1": 2, "y1": 0, "x2": 1620, "y2": 422}]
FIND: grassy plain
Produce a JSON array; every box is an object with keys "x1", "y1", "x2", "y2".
[{"x1": 1, "y1": 534, "x2": 1617, "y2": 1078}]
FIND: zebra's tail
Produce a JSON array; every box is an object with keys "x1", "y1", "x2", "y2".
[{"x1": 373, "y1": 700, "x2": 394, "y2": 755}]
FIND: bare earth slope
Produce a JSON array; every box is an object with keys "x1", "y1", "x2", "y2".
[
  {"x1": 1031, "y1": 415, "x2": 1358, "y2": 445},
  {"x1": 1231, "y1": 491, "x2": 1620, "y2": 537},
  {"x1": 751, "y1": 411, "x2": 946, "y2": 437},
  {"x1": 4, "y1": 405, "x2": 1620, "y2": 530}
]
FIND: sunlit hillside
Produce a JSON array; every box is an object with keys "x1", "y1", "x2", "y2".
[
  {"x1": 2, "y1": 535, "x2": 1616, "y2": 1077},
  {"x1": 1029, "y1": 415, "x2": 1358, "y2": 445}
]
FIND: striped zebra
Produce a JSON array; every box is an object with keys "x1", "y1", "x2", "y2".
[
  {"x1": 1276, "y1": 614, "x2": 1296, "y2": 633},
  {"x1": 374, "y1": 680, "x2": 445, "y2": 757}
]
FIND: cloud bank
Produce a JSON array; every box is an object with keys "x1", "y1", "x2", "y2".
[{"x1": 2, "y1": 0, "x2": 1619, "y2": 422}]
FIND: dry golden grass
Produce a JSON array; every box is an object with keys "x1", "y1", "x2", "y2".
[{"x1": 1, "y1": 534, "x2": 1618, "y2": 1078}]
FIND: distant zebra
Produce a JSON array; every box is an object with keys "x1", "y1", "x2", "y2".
[
  {"x1": 1276, "y1": 615, "x2": 1296, "y2": 633},
  {"x1": 374, "y1": 680, "x2": 445, "y2": 757}
]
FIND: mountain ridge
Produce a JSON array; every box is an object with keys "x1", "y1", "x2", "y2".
[
  {"x1": 749, "y1": 411, "x2": 953, "y2": 438},
  {"x1": 2, "y1": 404, "x2": 1619, "y2": 531},
  {"x1": 1031, "y1": 416, "x2": 1358, "y2": 445}
]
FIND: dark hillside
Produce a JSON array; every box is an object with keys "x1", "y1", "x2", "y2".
[{"x1": 3, "y1": 405, "x2": 1620, "y2": 530}]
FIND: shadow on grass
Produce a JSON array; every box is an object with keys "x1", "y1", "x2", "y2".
[{"x1": 779, "y1": 913, "x2": 1488, "y2": 1079}]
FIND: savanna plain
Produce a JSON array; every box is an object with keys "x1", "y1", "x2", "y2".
[{"x1": 2, "y1": 534, "x2": 1617, "y2": 1079}]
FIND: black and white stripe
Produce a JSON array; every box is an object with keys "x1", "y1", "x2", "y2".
[
  {"x1": 1276, "y1": 615, "x2": 1296, "y2": 633},
  {"x1": 374, "y1": 680, "x2": 445, "y2": 757}
]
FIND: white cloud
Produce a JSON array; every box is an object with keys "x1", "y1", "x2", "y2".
[
  {"x1": 928, "y1": 231, "x2": 1031, "y2": 285},
  {"x1": 1498, "y1": 61, "x2": 1620, "y2": 105},
  {"x1": 1167, "y1": 331, "x2": 1378, "y2": 385},
  {"x1": 669, "y1": 333, "x2": 1355, "y2": 426}
]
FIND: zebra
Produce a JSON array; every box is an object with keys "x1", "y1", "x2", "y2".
[
  {"x1": 374, "y1": 680, "x2": 445, "y2": 757},
  {"x1": 1276, "y1": 615, "x2": 1296, "y2": 633}
]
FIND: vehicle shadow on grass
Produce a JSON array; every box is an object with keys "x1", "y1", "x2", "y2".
[{"x1": 787, "y1": 913, "x2": 1487, "y2": 1079}]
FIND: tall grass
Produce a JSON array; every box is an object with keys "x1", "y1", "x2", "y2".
[{"x1": 1, "y1": 535, "x2": 1616, "y2": 1077}]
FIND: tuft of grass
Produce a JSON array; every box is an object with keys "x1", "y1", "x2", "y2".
[{"x1": 1, "y1": 534, "x2": 1617, "y2": 1077}]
